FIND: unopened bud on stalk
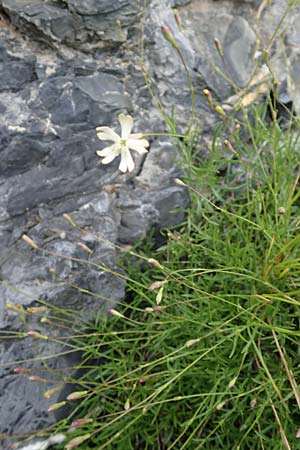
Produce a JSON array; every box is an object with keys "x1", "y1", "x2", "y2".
[
  {"x1": 214, "y1": 37, "x2": 223, "y2": 57},
  {"x1": 26, "y1": 306, "x2": 48, "y2": 314},
  {"x1": 161, "y1": 24, "x2": 178, "y2": 49},
  {"x1": 40, "y1": 317, "x2": 52, "y2": 324},
  {"x1": 224, "y1": 140, "x2": 238, "y2": 156},
  {"x1": 47, "y1": 401, "x2": 66, "y2": 412},
  {"x1": 27, "y1": 330, "x2": 48, "y2": 340},
  {"x1": 234, "y1": 122, "x2": 240, "y2": 131},
  {"x1": 271, "y1": 109, "x2": 277, "y2": 122},
  {"x1": 63, "y1": 213, "x2": 77, "y2": 228},
  {"x1": 215, "y1": 105, "x2": 227, "y2": 118},
  {"x1": 148, "y1": 258, "x2": 163, "y2": 269},
  {"x1": 149, "y1": 280, "x2": 167, "y2": 290},
  {"x1": 71, "y1": 418, "x2": 93, "y2": 427},
  {"x1": 67, "y1": 390, "x2": 88, "y2": 401},
  {"x1": 28, "y1": 375, "x2": 48, "y2": 383},
  {"x1": 216, "y1": 401, "x2": 225, "y2": 411},
  {"x1": 174, "y1": 178, "x2": 187, "y2": 187},
  {"x1": 44, "y1": 386, "x2": 62, "y2": 399},
  {"x1": 185, "y1": 338, "x2": 200, "y2": 348},
  {"x1": 228, "y1": 377, "x2": 237, "y2": 389},
  {"x1": 14, "y1": 367, "x2": 31, "y2": 374},
  {"x1": 65, "y1": 434, "x2": 91, "y2": 450},
  {"x1": 173, "y1": 9, "x2": 182, "y2": 32},
  {"x1": 22, "y1": 234, "x2": 39, "y2": 249},
  {"x1": 78, "y1": 242, "x2": 94, "y2": 255},
  {"x1": 109, "y1": 309, "x2": 126, "y2": 319},
  {"x1": 203, "y1": 89, "x2": 214, "y2": 109}
]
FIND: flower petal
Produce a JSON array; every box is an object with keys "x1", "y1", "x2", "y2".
[
  {"x1": 119, "y1": 114, "x2": 133, "y2": 140},
  {"x1": 119, "y1": 148, "x2": 135, "y2": 173},
  {"x1": 96, "y1": 126, "x2": 120, "y2": 143},
  {"x1": 101, "y1": 152, "x2": 119, "y2": 165},
  {"x1": 128, "y1": 138, "x2": 149, "y2": 154},
  {"x1": 96, "y1": 143, "x2": 120, "y2": 158}
]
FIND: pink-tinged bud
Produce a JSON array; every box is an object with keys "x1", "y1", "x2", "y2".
[
  {"x1": 47, "y1": 401, "x2": 66, "y2": 412},
  {"x1": 22, "y1": 234, "x2": 39, "y2": 249},
  {"x1": 66, "y1": 390, "x2": 88, "y2": 401},
  {"x1": 296, "y1": 428, "x2": 300, "y2": 439},
  {"x1": 65, "y1": 434, "x2": 91, "y2": 450},
  {"x1": 139, "y1": 378, "x2": 146, "y2": 385},
  {"x1": 161, "y1": 24, "x2": 178, "y2": 49},
  {"x1": 153, "y1": 306, "x2": 162, "y2": 312},
  {"x1": 28, "y1": 376, "x2": 48, "y2": 383},
  {"x1": 108, "y1": 309, "x2": 125, "y2": 319},
  {"x1": 71, "y1": 418, "x2": 93, "y2": 427},
  {"x1": 149, "y1": 280, "x2": 167, "y2": 291},
  {"x1": 27, "y1": 331, "x2": 48, "y2": 340},
  {"x1": 14, "y1": 367, "x2": 31, "y2": 374}
]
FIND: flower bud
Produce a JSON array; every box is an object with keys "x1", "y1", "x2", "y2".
[
  {"x1": 63, "y1": 213, "x2": 77, "y2": 228},
  {"x1": 108, "y1": 309, "x2": 125, "y2": 319},
  {"x1": 173, "y1": 9, "x2": 182, "y2": 32},
  {"x1": 48, "y1": 401, "x2": 66, "y2": 412},
  {"x1": 228, "y1": 377, "x2": 237, "y2": 389},
  {"x1": 27, "y1": 330, "x2": 48, "y2": 340},
  {"x1": 185, "y1": 338, "x2": 200, "y2": 348},
  {"x1": 14, "y1": 367, "x2": 31, "y2": 374},
  {"x1": 203, "y1": 89, "x2": 214, "y2": 109},
  {"x1": 22, "y1": 234, "x2": 39, "y2": 249},
  {"x1": 214, "y1": 37, "x2": 223, "y2": 57},
  {"x1": 28, "y1": 376, "x2": 48, "y2": 383},
  {"x1": 215, "y1": 105, "x2": 227, "y2": 117},
  {"x1": 161, "y1": 24, "x2": 178, "y2": 49},
  {"x1": 149, "y1": 280, "x2": 167, "y2": 290},
  {"x1": 71, "y1": 418, "x2": 93, "y2": 427},
  {"x1": 65, "y1": 434, "x2": 91, "y2": 449},
  {"x1": 124, "y1": 398, "x2": 131, "y2": 410},
  {"x1": 67, "y1": 390, "x2": 88, "y2": 401},
  {"x1": 216, "y1": 401, "x2": 225, "y2": 411},
  {"x1": 174, "y1": 178, "x2": 187, "y2": 187},
  {"x1": 224, "y1": 140, "x2": 238, "y2": 156},
  {"x1": 77, "y1": 242, "x2": 93, "y2": 255},
  {"x1": 44, "y1": 386, "x2": 62, "y2": 399}
]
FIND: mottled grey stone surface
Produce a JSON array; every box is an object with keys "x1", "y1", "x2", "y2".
[{"x1": 0, "y1": 0, "x2": 299, "y2": 447}]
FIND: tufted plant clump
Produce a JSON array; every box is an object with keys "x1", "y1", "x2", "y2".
[{"x1": 39, "y1": 102, "x2": 300, "y2": 450}]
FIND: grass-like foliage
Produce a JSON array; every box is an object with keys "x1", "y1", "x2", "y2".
[{"x1": 52, "y1": 104, "x2": 300, "y2": 450}]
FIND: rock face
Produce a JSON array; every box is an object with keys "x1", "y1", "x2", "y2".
[{"x1": 0, "y1": 0, "x2": 299, "y2": 446}]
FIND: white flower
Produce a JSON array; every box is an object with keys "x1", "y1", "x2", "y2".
[{"x1": 96, "y1": 114, "x2": 149, "y2": 173}]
